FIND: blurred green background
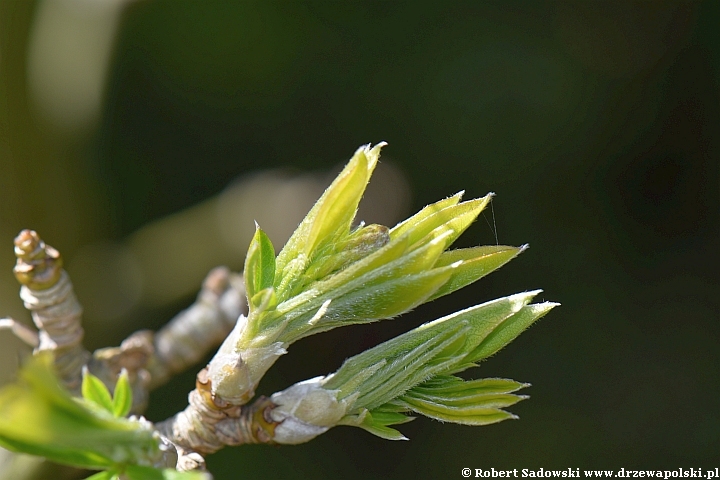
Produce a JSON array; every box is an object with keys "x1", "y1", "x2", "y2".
[{"x1": 1, "y1": 1, "x2": 719, "y2": 478}]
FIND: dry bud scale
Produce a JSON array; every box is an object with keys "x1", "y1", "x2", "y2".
[{"x1": 0, "y1": 143, "x2": 557, "y2": 478}]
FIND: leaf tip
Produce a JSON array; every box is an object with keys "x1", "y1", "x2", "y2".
[{"x1": 507, "y1": 290, "x2": 542, "y2": 310}]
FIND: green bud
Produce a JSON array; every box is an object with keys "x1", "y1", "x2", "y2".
[
  {"x1": 262, "y1": 291, "x2": 556, "y2": 443},
  {"x1": 215, "y1": 143, "x2": 546, "y2": 409},
  {"x1": 275, "y1": 143, "x2": 384, "y2": 289}
]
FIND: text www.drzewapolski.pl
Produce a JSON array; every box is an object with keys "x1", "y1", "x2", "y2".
[{"x1": 461, "y1": 468, "x2": 720, "y2": 479}]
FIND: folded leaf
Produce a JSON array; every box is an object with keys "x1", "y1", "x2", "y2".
[
  {"x1": 111, "y1": 370, "x2": 132, "y2": 418},
  {"x1": 403, "y1": 196, "x2": 491, "y2": 252},
  {"x1": 275, "y1": 143, "x2": 383, "y2": 276},
  {"x1": 393, "y1": 397, "x2": 517, "y2": 426},
  {"x1": 403, "y1": 390, "x2": 527, "y2": 409},
  {"x1": 355, "y1": 411, "x2": 411, "y2": 441},
  {"x1": 411, "y1": 375, "x2": 528, "y2": 396},
  {"x1": 244, "y1": 226, "x2": 276, "y2": 304},
  {"x1": 465, "y1": 301, "x2": 558, "y2": 365},
  {"x1": 390, "y1": 192, "x2": 464, "y2": 240},
  {"x1": 428, "y1": 245, "x2": 525, "y2": 301},
  {"x1": 82, "y1": 368, "x2": 114, "y2": 414}
]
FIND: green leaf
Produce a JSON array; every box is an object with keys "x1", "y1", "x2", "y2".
[
  {"x1": 390, "y1": 375, "x2": 530, "y2": 427},
  {"x1": 355, "y1": 411, "x2": 410, "y2": 441},
  {"x1": 395, "y1": 374, "x2": 530, "y2": 426},
  {"x1": 81, "y1": 368, "x2": 114, "y2": 414},
  {"x1": 244, "y1": 226, "x2": 276, "y2": 304},
  {"x1": 465, "y1": 301, "x2": 559, "y2": 365},
  {"x1": 367, "y1": 410, "x2": 415, "y2": 426},
  {"x1": 391, "y1": 195, "x2": 492, "y2": 250},
  {"x1": 124, "y1": 465, "x2": 212, "y2": 480},
  {"x1": 412, "y1": 375, "x2": 528, "y2": 396},
  {"x1": 394, "y1": 397, "x2": 517, "y2": 426},
  {"x1": 210, "y1": 144, "x2": 558, "y2": 416},
  {"x1": 389, "y1": 192, "x2": 463, "y2": 240},
  {"x1": 304, "y1": 151, "x2": 368, "y2": 257},
  {"x1": 410, "y1": 391, "x2": 526, "y2": 410},
  {"x1": 357, "y1": 423, "x2": 408, "y2": 441},
  {"x1": 112, "y1": 369, "x2": 132, "y2": 418},
  {"x1": 403, "y1": 392, "x2": 523, "y2": 412},
  {"x1": 275, "y1": 144, "x2": 383, "y2": 276},
  {"x1": 428, "y1": 245, "x2": 525, "y2": 301}
]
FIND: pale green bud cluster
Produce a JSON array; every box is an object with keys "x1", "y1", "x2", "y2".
[
  {"x1": 267, "y1": 290, "x2": 556, "y2": 443},
  {"x1": 208, "y1": 143, "x2": 529, "y2": 406}
]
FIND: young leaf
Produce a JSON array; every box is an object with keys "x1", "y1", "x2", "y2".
[
  {"x1": 356, "y1": 411, "x2": 410, "y2": 441},
  {"x1": 275, "y1": 143, "x2": 383, "y2": 276},
  {"x1": 244, "y1": 226, "x2": 276, "y2": 304},
  {"x1": 82, "y1": 368, "x2": 114, "y2": 414},
  {"x1": 464, "y1": 301, "x2": 558, "y2": 365},
  {"x1": 389, "y1": 192, "x2": 464, "y2": 240},
  {"x1": 393, "y1": 397, "x2": 517, "y2": 426},
  {"x1": 112, "y1": 369, "x2": 132, "y2": 418},
  {"x1": 395, "y1": 196, "x2": 492, "y2": 250},
  {"x1": 428, "y1": 245, "x2": 526, "y2": 301},
  {"x1": 407, "y1": 390, "x2": 526, "y2": 409},
  {"x1": 411, "y1": 376, "x2": 528, "y2": 396}
]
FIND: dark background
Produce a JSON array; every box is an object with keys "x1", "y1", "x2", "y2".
[{"x1": 1, "y1": 1, "x2": 719, "y2": 478}]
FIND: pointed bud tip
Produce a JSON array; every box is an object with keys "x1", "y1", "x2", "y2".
[
  {"x1": 535, "y1": 301, "x2": 561, "y2": 311},
  {"x1": 507, "y1": 290, "x2": 543, "y2": 310}
]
